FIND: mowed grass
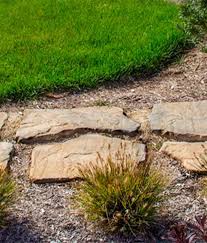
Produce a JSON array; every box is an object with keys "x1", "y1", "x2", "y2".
[{"x1": 0, "y1": 0, "x2": 185, "y2": 101}]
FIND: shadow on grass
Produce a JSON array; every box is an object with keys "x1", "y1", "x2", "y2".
[
  {"x1": 0, "y1": 216, "x2": 43, "y2": 243},
  {"x1": 0, "y1": 38, "x2": 192, "y2": 104},
  {"x1": 44, "y1": 43, "x2": 192, "y2": 101},
  {"x1": 82, "y1": 44, "x2": 191, "y2": 92}
]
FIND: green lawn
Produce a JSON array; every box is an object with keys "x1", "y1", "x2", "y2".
[{"x1": 0, "y1": 0, "x2": 185, "y2": 101}]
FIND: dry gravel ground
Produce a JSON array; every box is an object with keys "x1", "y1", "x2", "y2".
[{"x1": 0, "y1": 48, "x2": 207, "y2": 243}]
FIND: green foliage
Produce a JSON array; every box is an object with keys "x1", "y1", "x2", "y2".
[
  {"x1": 0, "y1": 0, "x2": 185, "y2": 102},
  {"x1": 201, "y1": 46, "x2": 207, "y2": 53},
  {"x1": 76, "y1": 149, "x2": 166, "y2": 234},
  {"x1": 0, "y1": 170, "x2": 15, "y2": 226},
  {"x1": 180, "y1": 0, "x2": 207, "y2": 40}
]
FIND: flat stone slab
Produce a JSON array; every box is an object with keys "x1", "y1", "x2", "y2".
[
  {"x1": 30, "y1": 134, "x2": 146, "y2": 183},
  {"x1": 16, "y1": 107, "x2": 139, "y2": 143},
  {"x1": 160, "y1": 142, "x2": 207, "y2": 173},
  {"x1": 128, "y1": 109, "x2": 151, "y2": 131},
  {"x1": 0, "y1": 112, "x2": 8, "y2": 131},
  {"x1": 0, "y1": 142, "x2": 13, "y2": 171},
  {"x1": 149, "y1": 100, "x2": 207, "y2": 141}
]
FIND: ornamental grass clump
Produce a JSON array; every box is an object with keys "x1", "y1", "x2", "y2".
[
  {"x1": 0, "y1": 170, "x2": 15, "y2": 226},
  {"x1": 77, "y1": 149, "x2": 166, "y2": 234}
]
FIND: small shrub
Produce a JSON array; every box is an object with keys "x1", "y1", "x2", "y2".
[
  {"x1": 180, "y1": 0, "x2": 207, "y2": 41},
  {"x1": 0, "y1": 170, "x2": 15, "y2": 225},
  {"x1": 76, "y1": 149, "x2": 166, "y2": 235},
  {"x1": 164, "y1": 222, "x2": 196, "y2": 243},
  {"x1": 202, "y1": 46, "x2": 207, "y2": 52},
  {"x1": 189, "y1": 215, "x2": 207, "y2": 242},
  {"x1": 164, "y1": 215, "x2": 207, "y2": 242}
]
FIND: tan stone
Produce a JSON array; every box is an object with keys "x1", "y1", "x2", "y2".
[
  {"x1": 1, "y1": 112, "x2": 23, "y2": 139},
  {"x1": 0, "y1": 142, "x2": 13, "y2": 171},
  {"x1": 160, "y1": 142, "x2": 207, "y2": 173},
  {"x1": 30, "y1": 134, "x2": 146, "y2": 183},
  {"x1": 128, "y1": 109, "x2": 151, "y2": 131},
  {"x1": 16, "y1": 107, "x2": 140, "y2": 143},
  {"x1": 0, "y1": 112, "x2": 8, "y2": 132},
  {"x1": 150, "y1": 100, "x2": 207, "y2": 141}
]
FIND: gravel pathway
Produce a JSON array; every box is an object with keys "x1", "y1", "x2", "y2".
[{"x1": 0, "y1": 48, "x2": 207, "y2": 243}]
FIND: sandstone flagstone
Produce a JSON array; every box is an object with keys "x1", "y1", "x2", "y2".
[
  {"x1": 30, "y1": 134, "x2": 146, "y2": 183},
  {"x1": 0, "y1": 112, "x2": 8, "y2": 131},
  {"x1": 149, "y1": 100, "x2": 207, "y2": 141},
  {"x1": 160, "y1": 141, "x2": 207, "y2": 173},
  {"x1": 16, "y1": 107, "x2": 139, "y2": 143},
  {"x1": 1, "y1": 112, "x2": 22, "y2": 139},
  {"x1": 0, "y1": 142, "x2": 13, "y2": 171},
  {"x1": 128, "y1": 109, "x2": 151, "y2": 131}
]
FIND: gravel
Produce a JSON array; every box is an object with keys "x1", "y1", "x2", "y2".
[{"x1": 0, "y1": 48, "x2": 207, "y2": 242}]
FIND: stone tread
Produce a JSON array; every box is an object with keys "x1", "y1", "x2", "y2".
[
  {"x1": 16, "y1": 107, "x2": 140, "y2": 143},
  {"x1": 160, "y1": 141, "x2": 207, "y2": 173},
  {"x1": 150, "y1": 100, "x2": 207, "y2": 141},
  {"x1": 30, "y1": 134, "x2": 146, "y2": 183}
]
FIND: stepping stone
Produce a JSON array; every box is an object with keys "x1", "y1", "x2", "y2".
[
  {"x1": 16, "y1": 107, "x2": 139, "y2": 143},
  {"x1": 0, "y1": 142, "x2": 13, "y2": 171},
  {"x1": 160, "y1": 142, "x2": 207, "y2": 173},
  {"x1": 149, "y1": 100, "x2": 207, "y2": 141},
  {"x1": 128, "y1": 109, "x2": 151, "y2": 131},
  {"x1": 0, "y1": 112, "x2": 8, "y2": 131},
  {"x1": 30, "y1": 134, "x2": 146, "y2": 183}
]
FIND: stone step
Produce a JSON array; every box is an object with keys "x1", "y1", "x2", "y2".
[
  {"x1": 149, "y1": 100, "x2": 207, "y2": 141},
  {"x1": 160, "y1": 141, "x2": 207, "y2": 173},
  {"x1": 16, "y1": 107, "x2": 140, "y2": 143},
  {"x1": 0, "y1": 142, "x2": 13, "y2": 171},
  {"x1": 30, "y1": 134, "x2": 146, "y2": 183}
]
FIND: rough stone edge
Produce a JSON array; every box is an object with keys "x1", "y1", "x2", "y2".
[
  {"x1": 16, "y1": 107, "x2": 140, "y2": 144},
  {"x1": 160, "y1": 141, "x2": 207, "y2": 173},
  {"x1": 0, "y1": 112, "x2": 8, "y2": 132},
  {"x1": 149, "y1": 102, "x2": 207, "y2": 142},
  {"x1": 0, "y1": 142, "x2": 14, "y2": 171},
  {"x1": 30, "y1": 135, "x2": 146, "y2": 183},
  {"x1": 1, "y1": 112, "x2": 23, "y2": 140}
]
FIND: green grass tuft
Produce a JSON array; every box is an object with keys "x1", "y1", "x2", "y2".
[
  {"x1": 76, "y1": 149, "x2": 166, "y2": 235},
  {"x1": 0, "y1": 0, "x2": 186, "y2": 101},
  {"x1": 0, "y1": 170, "x2": 15, "y2": 226}
]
